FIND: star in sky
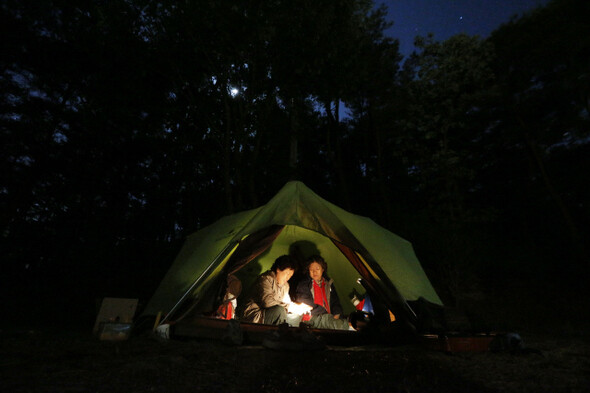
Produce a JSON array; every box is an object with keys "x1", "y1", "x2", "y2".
[{"x1": 381, "y1": 0, "x2": 550, "y2": 56}]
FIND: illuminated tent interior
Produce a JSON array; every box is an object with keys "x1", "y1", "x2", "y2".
[{"x1": 143, "y1": 181, "x2": 443, "y2": 331}]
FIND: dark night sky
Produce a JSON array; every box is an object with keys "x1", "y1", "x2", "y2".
[{"x1": 382, "y1": 0, "x2": 551, "y2": 56}]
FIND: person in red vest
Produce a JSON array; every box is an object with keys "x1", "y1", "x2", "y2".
[{"x1": 295, "y1": 255, "x2": 352, "y2": 330}]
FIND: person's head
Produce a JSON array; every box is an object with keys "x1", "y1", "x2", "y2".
[
  {"x1": 305, "y1": 255, "x2": 327, "y2": 282},
  {"x1": 271, "y1": 255, "x2": 297, "y2": 285}
]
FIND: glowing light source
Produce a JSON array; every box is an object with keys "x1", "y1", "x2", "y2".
[{"x1": 287, "y1": 302, "x2": 313, "y2": 315}]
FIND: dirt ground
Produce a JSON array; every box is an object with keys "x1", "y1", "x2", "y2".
[{"x1": 2, "y1": 325, "x2": 589, "y2": 393}]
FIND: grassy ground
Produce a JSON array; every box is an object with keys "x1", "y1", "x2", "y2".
[
  {"x1": 3, "y1": 282, "x2": 589, "y2": 393},
  {"x1": 1, "y1": 322, "x2": 589, "y2": 393}
]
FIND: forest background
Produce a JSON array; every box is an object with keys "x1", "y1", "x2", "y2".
[{"x1": 2, "y1": 0, "x2": 589, "y2": 331}]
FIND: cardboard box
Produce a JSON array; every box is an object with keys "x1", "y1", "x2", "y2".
[
  {"x1": 98, "y1": 322, "x2": 133, "y2": 341},
  {"x1": 93, "y1": 297, "x2": 138, "y2": 338}
]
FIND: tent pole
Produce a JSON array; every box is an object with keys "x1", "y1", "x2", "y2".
[{"x1": 160, "y1": 241, "x2": 237, "y2": 325}]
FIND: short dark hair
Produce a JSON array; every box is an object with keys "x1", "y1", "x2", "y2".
[
  {"x1": 305, "y1": 254, "x2": 327, "y2": 272},
  {"x1": 271, "y1": 255, "x2": 297, "y2": 272}
]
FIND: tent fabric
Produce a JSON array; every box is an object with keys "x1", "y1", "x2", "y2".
[
  {"x1": 143, "y1": 181, "x2": 442, "y2": 322},
  {"x1": 226, "y1": 225, "x2": 284, "y2": 275}
]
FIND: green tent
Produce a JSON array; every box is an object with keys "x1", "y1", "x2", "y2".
[{"x1": 144, "y1": 181, "x2": 442, "y2": 327}]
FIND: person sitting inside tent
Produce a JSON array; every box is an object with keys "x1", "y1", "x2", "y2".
[
  {"x1": 295, "y1": 255, "x2": 351, "y2": 330},
  {"x1": 240, "y1": 255, "x2": 310, "y2": 325}
]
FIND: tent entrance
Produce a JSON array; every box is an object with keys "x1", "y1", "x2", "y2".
[
  {"x1": 229, "y1": 225, "x2": 372, "y2": 317},
  {"x1": 170, "y1": 224, "x2": 416, "y2": 326}
]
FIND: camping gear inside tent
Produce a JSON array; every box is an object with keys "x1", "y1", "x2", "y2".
[{"x1": 142, "y1": 181, "x2": 443, "y2": 342}]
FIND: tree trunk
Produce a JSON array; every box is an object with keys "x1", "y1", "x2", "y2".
[
  {"x1": 223, "y1": 93, "x2": 234, "y2": 213},
  {"x1": 289, "y1": 98, "x2": 299, "y2": 173},
  {"x1": 324, "y1": 99, "x2": 351, "y2": 209},
  {"x1": 517, "y1": 115, "x2": 588, "y2": 264}
]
